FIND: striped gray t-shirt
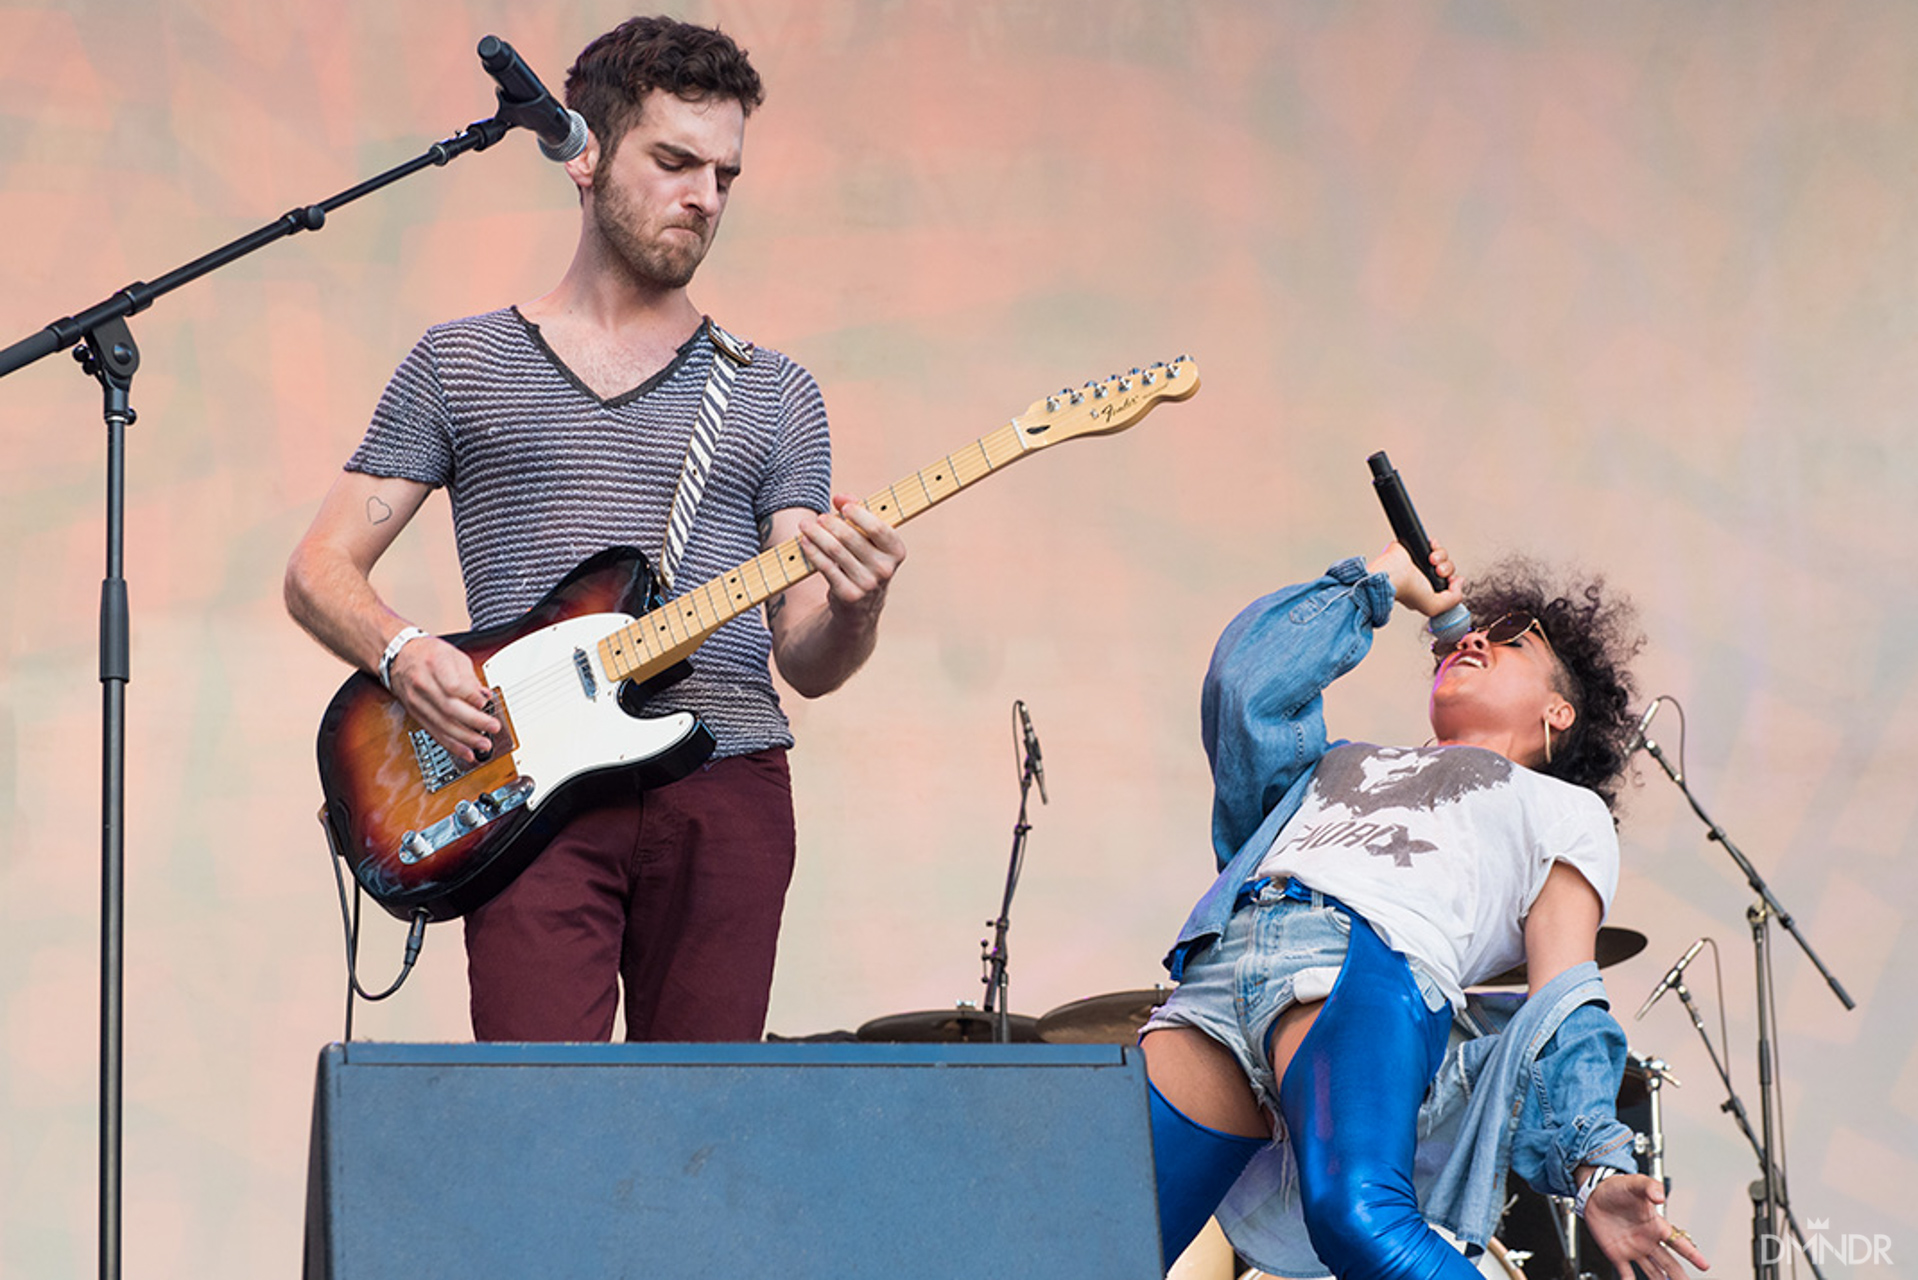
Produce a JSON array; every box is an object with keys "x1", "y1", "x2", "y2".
[{"x1": 347, "y1": 307, "x2": 832, "y2": 757}]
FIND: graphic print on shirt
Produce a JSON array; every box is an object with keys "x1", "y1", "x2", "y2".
[{"x1": 1271, "y1": 745, "x2": 1514, "y2": 869}]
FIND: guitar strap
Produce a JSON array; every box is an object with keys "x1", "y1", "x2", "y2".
[{"x1": 658, "y1": 318, "x2": 754, "y2": 592}]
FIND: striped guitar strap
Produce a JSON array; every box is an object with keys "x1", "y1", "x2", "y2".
[{"x1": 658, "y1": 319, "x2": 754, "y2": 591}]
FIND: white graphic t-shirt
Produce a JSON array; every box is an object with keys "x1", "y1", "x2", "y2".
[{"x1": 1254, "y1": 743, "x2": 1618, "y2": 1009}]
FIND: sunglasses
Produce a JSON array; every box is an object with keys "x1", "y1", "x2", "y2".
[{"x1": 1433, "y1": 612, "x2": 1547, "y2": 657}]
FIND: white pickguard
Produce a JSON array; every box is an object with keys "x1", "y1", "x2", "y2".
[{"x1": 481, "y1": 612, "x2": 702, "y2": 809}]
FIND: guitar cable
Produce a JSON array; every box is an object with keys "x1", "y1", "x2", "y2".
[{"x1": 323, "y1": 814, "x2": 429, "y2": 1039}]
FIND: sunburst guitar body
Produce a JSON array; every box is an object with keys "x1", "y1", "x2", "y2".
[{"x1": 316, "y1": 358, "x2": 1201, "y2": 920}]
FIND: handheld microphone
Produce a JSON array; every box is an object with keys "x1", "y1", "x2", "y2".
[
  {"x1": 1634, "y1": 937, "x2": 1707, "y2": 1020},
  {"x1": 1367, "y1": 452, "x2": 1471, "y2": 647},
  {"x1": 1016, "y1": 701, "x2": 1048, "y2": 805},
  {"x1": 477, "y1": 35, "x2": 589, "y2": 161}
]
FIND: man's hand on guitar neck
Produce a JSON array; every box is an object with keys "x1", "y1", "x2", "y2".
[
  {"x1": 768, "y1": 495, "x2": 908, "y2": 698},
  {"x1": 388, "y1": 633, "x2": 502, "y2": 765},
  {"x1": 798, "y1": 494, "x2": 906, "y2": 620}
]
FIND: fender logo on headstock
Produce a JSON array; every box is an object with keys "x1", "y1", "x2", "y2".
[
  {"x1": 1095, "y1": 393, "x2": 1145, "y2": 425},
  {"x1": 1015, "y1": 357, "x2": 1201, "y2": 446}
]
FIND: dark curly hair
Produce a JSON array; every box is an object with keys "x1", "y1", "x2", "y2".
[
  {"x1": 1443, "y1": 558, "x2": 1645, "y2": 812},
  {"x1": 565, "y1": 16, "x2": 765, "y2": 163}
]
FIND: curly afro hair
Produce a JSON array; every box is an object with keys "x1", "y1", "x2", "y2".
[{"x1": 1445, "y1": 557, "x2": 1646, "y2": 813}]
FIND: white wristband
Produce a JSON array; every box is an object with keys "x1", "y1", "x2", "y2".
[
  {"x1": 1573, "y1": 1164, "x2": 1621, "y2": 1218},
  {"x1": 378, "y1": 626, "x2": 429, "y2": 691}
]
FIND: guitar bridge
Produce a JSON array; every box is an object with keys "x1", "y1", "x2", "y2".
[
  {"x1": 409, "y1": 692, "x2": 514, "y2": 793},
  {"x1": 410, "y1": 731, "x2": 465, "y2": 792}
]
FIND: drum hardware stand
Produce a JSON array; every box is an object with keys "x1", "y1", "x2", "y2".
[
  {"x1": 1543, "y1": 1195, "x2": 1581, "y2": 1280},
  {"x1": 1562, "y1": 1053, "x2": 1677, "y2": 1280},
  {"x1": 1552, "y1": 1048, "x2": 1679, "y2": 1280},
  {"x1": 1634, "y1": 703, "x2": 1852, "y2": 1280},
  {"x1": 979, "y1": 700, "x2": 1046, "y2": 1044},
  {"x1": 0, "y1": 41, "x2": 568, "y2": 1280},
  {"x1": 1630, "y1": 1050, "x2": 1674, "y2": 1193}
]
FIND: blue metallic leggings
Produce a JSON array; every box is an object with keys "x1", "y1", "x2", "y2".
[
  {"x1": 1276, "y1": 911, "x2": 1476, "y2": 1280},
  {"x1": 1151, "y1": 909, "x2": 1476, "y2": 1278},
  {"x1": 1147, "y1": 1077, "x2": 1265, "y2": 1270}
]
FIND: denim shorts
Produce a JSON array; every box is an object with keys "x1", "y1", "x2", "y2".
[{"x1": 1143, "y1": 879, "x2": 1444, "y2": 1118}]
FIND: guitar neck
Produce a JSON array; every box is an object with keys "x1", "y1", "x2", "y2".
[{"x1": 598, "y1": 422, "x2": 1030, "y2": 685}]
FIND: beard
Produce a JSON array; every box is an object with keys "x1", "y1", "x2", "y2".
[{"x1": 593, "y1": 178, "x2": 713, "y2": 290}]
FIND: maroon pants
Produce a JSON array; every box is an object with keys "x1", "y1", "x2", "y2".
[{"x1": 462, "y1": 750, "x2": 797, "y2": 1042}]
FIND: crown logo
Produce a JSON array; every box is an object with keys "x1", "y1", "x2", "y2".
[{"x1": 1807, "y1": 1218, "x2": 1830, "y2": 1233}]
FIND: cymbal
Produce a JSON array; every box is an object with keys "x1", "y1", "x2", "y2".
[
  {"x1": 856, "y1": 1008, "x2": 1040, "y2": 1044},
  {"x1": 1476, "y1": 927, "x2": 1648, "y2": 988},
  {"x1": 1036, "y1": 988, "x2": 1172, "y2": 1044}
]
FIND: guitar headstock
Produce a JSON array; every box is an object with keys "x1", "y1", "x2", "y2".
[{"x1": 1010, "y1": 356, "x2": 1201, "y2": 448}]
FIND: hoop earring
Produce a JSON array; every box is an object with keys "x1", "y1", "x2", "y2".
[{"x1": 1542, "y1": 717, "x2": 1554, "y2": 765}]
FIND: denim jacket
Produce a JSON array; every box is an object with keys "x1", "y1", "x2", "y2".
[{"x1": 1164, "y1": 559, "x2": 1640, "y2": 1274}]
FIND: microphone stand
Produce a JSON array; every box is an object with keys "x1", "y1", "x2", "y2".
[
  {"x1": 0, "y1": 93, "x2": 541, "y2": 1280},
  {"x1": 979, "y1": 706, "x2": 1043, "y2": 1045},
  {"x1": 1668, "y1": 978, "x2": 1826, "y2": 1280},
  {"x1": 1638, "y1": 730, "x2": 1853, "y2": 1280}
]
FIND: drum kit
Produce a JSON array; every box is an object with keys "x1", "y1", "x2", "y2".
[
  {"x1": 856, "y1": 926, "x2": 1675, "y2": 1280},
  {"x1": 1445, "y1": 930, "x2": 1676, "y2": 1280}
]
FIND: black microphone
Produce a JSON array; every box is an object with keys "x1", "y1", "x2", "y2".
[
  {"x1": 1017, "y1": 701, "x2": 1048, "y2": 805},
  {"x1": 1367, "y1": 452, "x2": 1471, "y2": 647},
  {"x1": 1635, "y1": 937, "x2": 1707, "y2": 1020},
  {"x1": 477, "y1": 35, "x2": 589, "y2": 161}
]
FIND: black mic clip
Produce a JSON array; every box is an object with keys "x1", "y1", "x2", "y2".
[{"x1": 1016, "y1": 701, "x2": 1048, "y2": 806}]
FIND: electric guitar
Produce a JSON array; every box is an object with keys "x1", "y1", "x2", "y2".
[{"x1": 316, "y1": 358, "x2": 1200, "y2": 921}]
